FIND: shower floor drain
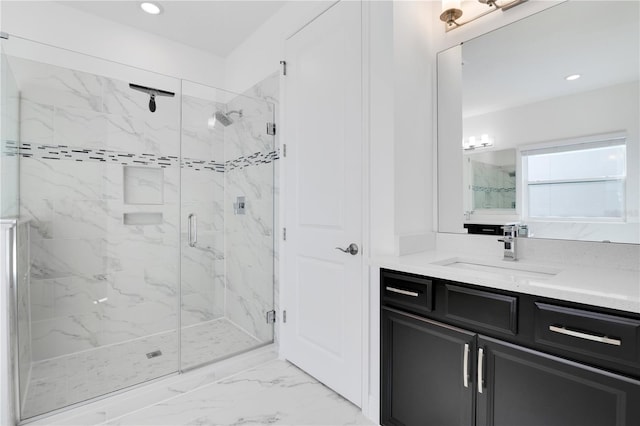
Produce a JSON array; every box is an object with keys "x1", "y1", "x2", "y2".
[{"x1": 146, "y1": 350, "x2": 162, "y2": 359}]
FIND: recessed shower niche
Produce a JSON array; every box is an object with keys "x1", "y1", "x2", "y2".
[{"x1": 123, "y1": 166, "x2": 165, "y2": 205}]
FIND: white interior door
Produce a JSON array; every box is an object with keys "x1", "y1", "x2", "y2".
[{"x1": 282, "y1": 0, "x2": 363, "y2": 407}]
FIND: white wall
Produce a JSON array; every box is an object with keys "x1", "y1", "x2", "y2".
[
  {"x1": 368, "y1": 1, "x2": 395, "y2": 256},
  {"x1": 392, "y1": 1, "x2": 435, "y2": 254},
  {"x1": 224, "y1": 1, "x2": 335, "y2": 94},
  {"x1": 1, "y1": 1, "x2": 225, "y2": 87}
]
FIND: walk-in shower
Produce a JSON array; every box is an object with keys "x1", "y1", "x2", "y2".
[{"x1": 0, "y1": 35, "x2": 277, "y2": 421}]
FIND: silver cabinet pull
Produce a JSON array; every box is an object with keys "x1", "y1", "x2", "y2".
[
  {"x1": 385, "y1": 287, "x2": 419, "y2": 297},
  {"x1": 549, "y1": 325, "x2": 621, "y2": 346},
  {"x1": 463, "y1": 343, "x2": 469, "y2": 388},
  {"x1": 335, "y1": 243, "x2": 359, "y2": 255},
  {"x1": 477, "y1": 348, "x2": 484, "y2": 394},
  {"x1": 188, "y1": 213, "x2": 197, "y2": 247}
]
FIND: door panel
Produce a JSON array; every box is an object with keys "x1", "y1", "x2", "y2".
[
  {"x1": 381, "y1": 308, "x2": 475, "y2": 426},
  {"x1": 477, "y1": 335, "x2": 640, "y2": 426},
  {"x1": 296, "y1": 256, "x2": 345, "y2": 357},
  {"x1": 283, "y1": 0, "x2": 363, "y2": 406}
]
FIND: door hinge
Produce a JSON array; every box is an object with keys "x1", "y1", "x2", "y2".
[
  {"x1": 282, "y1": 144, "x2": 287, "y2": 158},
  {"x1": 266, "y1": 310, "x2": 276, "y2": 324},
  {"x1": 283, "y1": 310, "x2": 287, "y2": 323},
  {"x1": 280, "y1": 60, "x2": 287, "y2": 76},
  {"x1": 283, "y1": 227, "x2": 287, "y2": 241},
  {"x1": 267, "y1": 122, "x2": 276, "y2": 136}
]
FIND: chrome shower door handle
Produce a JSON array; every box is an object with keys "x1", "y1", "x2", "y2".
[
  {"x1": 188, "y1": 213, "x2": 197, "y2": 247},
  {"x1": 335, "y1": 243, "x2": 359, "y2": 255},
  {"x1": 1, "y1": 220, "x2": 17, "y2": 290}
]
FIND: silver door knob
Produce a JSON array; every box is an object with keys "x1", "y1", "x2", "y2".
[{"x1": 335, "y1": 243, "x2": 359, "y2": 255}]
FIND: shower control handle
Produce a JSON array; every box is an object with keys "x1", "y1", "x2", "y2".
[
  {"x1": 188, "y1": 214, "x2": 197, "y2": 247},
  {"x1": 335, "y1": 243, "x2": 359, "y2": 256}
]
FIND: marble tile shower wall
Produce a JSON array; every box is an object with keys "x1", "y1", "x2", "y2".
[
  {"x1": 15, "y1": 56, "x2": 182, "y2": 361},
  {"x1": 225, "y1": 72, "x2": 279, "y2": 343}
]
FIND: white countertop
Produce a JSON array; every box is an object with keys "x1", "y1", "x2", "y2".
[{"x1": 374, "y1": 251, "x2": 640, "y2": 314}]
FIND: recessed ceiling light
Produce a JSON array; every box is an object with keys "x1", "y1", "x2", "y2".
[
  {"x1": 565, "y1": 74, "x2": 581, "y2": 81},
  {"x1": 140, "y1": 2, "x2": 162, "y2": 15}
]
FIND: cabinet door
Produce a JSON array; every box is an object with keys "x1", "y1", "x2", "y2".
[
  {"x1": 477, "y1": 335, "x2": 640, "y2": 426},
  {"x1": 381, "y1": 307, "x2": 475, "y2": 426}
]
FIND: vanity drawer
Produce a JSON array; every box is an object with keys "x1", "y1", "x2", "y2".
[
  {"x1": 381, "y1": 270, "x2": 433, "y2": 314},
  {"x1": 534, "y1": 303, "x2": 640, "y2": 369},
  {"x1": 444, "y1": 284, "x2": 518, "y2": 335}
]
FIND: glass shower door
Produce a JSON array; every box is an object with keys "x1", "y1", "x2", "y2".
[
  {"x1": 1, "y1": 39, "x2": 21, "y2": 426},
  {"x1": 180, "y1": 81, "x2": 276, "y2": 369},
  {"x1": 4, "y1": 37, "x2": 182, "y2": 420},
  {"x1": 1, "y1": 44, "x2": 19, "y2": 219}
]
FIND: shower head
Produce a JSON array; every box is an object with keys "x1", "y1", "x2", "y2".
[
  {"x1": 209, "y1": 109, "x2": 243, "y2": 128},
  {"x1": 214, "y1": 111, "x2": 234, "y2": 127},
  {"x1": 129, "y1": 83, "x2": 175, "y2": 112}
]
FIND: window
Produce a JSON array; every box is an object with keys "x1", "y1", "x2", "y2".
[{"x1": 521, "y1": 136, "x2": 626, "y2": 220}]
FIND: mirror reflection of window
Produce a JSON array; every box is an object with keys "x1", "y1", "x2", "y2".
[{"x1": 521, "y1": 135, "x2": 627, "y2": 220}]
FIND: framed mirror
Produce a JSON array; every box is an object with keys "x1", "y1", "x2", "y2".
[{"x1": 437, "y1": 0, "x2": 639, "y2": 244}]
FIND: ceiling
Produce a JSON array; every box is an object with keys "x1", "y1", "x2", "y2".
[
  {"x1": 57, "y1": 1, "x2": 288, "y2": 58},
  {"x1": 460, "y1": 1, "x2": 639, "y2": 117}
]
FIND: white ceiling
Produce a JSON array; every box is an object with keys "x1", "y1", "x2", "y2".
[
  {"x1": 460, "y1": 1, "x2": 639, "y2": 117},
  {"x1": 58, "y1": 1, "x2": 288, "y2": 58}
]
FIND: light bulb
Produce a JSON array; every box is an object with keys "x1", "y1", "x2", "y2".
[{"x1": 141, "y1": 2, "x2": 162, "y2": 15}]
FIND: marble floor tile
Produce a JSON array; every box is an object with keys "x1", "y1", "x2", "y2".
[
  {"x1": 181, "y1": 318, "x2": 262, "y2": 369},
  {"x1": 105, "y1": 359, "x2": 372, "y2": 426}
]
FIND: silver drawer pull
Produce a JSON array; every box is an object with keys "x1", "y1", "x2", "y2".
[
  {"x1": 463, "y1": 343, "x2": 469, "y2": 388},
  {"x1": 385, "y1": 286, "x2": 419, "y2": 297},
  {"x1": 549, "y1": 325, "x2": 621, "y2": 346}
]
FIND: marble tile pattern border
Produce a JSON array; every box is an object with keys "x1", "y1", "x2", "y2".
[{"x1": 5, "y1": 140, "x2": 278, "y2": 172}]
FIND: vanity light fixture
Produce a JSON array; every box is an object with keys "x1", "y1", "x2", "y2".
[
  {"x1": 441, "y1": 0, "x2": 528, "y2": 31},
  {"x1": 140, "y1": 2, "x2": 162, "y2": 15},
  {"x1": 463, "y1": 134, "x2": 494, "y2": 150},
  {"x1": 565, "y1": 74, "x2": 581, "y2": 81}
]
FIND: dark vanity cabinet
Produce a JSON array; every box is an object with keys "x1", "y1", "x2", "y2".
[
  {"x1": 381, "y1": 308, "x2": 475, "y2": 426},
  {"x1": 380, "y1": 269, "x2": 640, "y2": 426},
  {"x1": 476, "y1": 336, "x2": 640, "y2": 426}
]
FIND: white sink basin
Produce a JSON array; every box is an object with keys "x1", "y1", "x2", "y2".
[{"x1": 432, "y1": 257, "x2": 561, "y2": 280}]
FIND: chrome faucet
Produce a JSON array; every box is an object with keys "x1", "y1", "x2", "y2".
[{"x1": 498, "y1": 224, "x2": 517, "y2": 261}]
